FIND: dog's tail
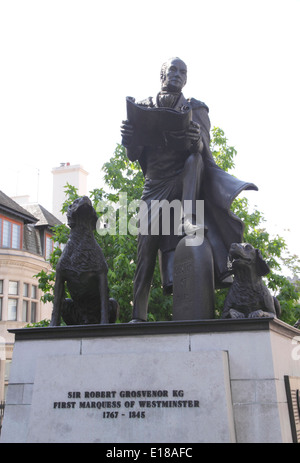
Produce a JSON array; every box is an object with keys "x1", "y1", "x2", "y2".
[{"x1": 109, "y1": 298, "x2": 120, "y2": 323}]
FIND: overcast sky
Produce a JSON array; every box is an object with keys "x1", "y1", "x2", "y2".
[{"x1": 0, "y1": 0, "x2": 299, "y2": 272}]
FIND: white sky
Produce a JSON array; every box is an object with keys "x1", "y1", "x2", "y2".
[{"x1": 0, "y1": 0, "x2": 300, "y2": 272}]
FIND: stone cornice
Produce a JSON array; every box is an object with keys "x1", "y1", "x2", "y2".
[
  {"x1": 9, "y1": 317, "x2": 300, "y2": 341},
  {"x1": 0, "y1": 251, "x2": 50, "y2": 273}
]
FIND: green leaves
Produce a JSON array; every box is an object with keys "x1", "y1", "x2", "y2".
[
  {"x1": 210, "y1": 127, "x2": 236, "y2": 172},
  {"x1": 102, "y1": 144, "x2": 144, "y2": 202},
  {"x1": 35, "y1": 269, "x2": 56, "y2": 304},
  {"x1": 60, "y1": 183, "x2": 81, "y2": 214}
]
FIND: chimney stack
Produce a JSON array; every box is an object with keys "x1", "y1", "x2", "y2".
[{"x1": 52, "y1": 163, "x2": 88, "y2": 223}]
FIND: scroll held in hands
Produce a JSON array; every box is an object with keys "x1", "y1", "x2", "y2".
[{"x1": 126, "y1": 96, "x2": 192, "y2": 148}]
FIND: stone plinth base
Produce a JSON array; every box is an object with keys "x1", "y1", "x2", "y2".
[{"x1": 1, "y1": 318, "x2": 300, "y2": 443}]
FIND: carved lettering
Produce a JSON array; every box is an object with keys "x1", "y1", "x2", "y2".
[{"x1": 52, "y1": 388, "x2": 200, "y2": 419}]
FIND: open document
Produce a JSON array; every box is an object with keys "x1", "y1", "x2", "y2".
[{"x1": 126, "y1": 96, "x2": 192, "y2": 148}]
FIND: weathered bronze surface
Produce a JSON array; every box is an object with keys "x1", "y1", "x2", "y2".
[
  {"x1": 50, "y1": 196, "x2": 118, "y2": 326},
  {"x1": 222, "y1": 242, "x2": 281, "y2": 319}
]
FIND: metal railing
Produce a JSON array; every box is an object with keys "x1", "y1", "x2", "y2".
[
  {"x1": 0, "y1": 401, "x2": 5, "y2": 434},
  {"x1": 0, "y1": 401, "x2": 5, "y2": 418}
]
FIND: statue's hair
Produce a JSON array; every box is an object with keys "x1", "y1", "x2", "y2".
[{"x1": 160, "y1": 57, "x2": 187, "y2": 82}]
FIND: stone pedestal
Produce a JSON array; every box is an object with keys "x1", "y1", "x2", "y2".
[{"x1": 1, "y1": 318, "x2": 300, "y2": 443}]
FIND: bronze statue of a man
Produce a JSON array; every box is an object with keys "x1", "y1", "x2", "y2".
[{"x1": 121, "y1": 57, "x2": 257, "y2": 322}]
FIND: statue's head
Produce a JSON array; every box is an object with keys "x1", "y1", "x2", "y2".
[
  {"x1": 160, "y1": 57, "x2": 187, "y2": 93},
  {"x1": 67, "y1": 196, "x2": 98, "y2": 230}
]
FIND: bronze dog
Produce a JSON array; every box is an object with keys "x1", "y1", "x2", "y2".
[
  {"x1": 222, "y1": 243, "x2": 281, "y2": 319},
  {"x1": 50, "y1": 196, "x2": 118, "y2": 326}
]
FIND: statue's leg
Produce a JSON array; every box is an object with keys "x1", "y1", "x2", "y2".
[
  {"x1": 132, "y1": 234, "x2": 159, "y2": 322},
  {"x1": 181, "y1": 152, "x2": 204, "y2": 224},
  {"x1": 61, "y1": 299, "x2": 81, "y2": 325},
  {"x1": 159, "y1": 249, "x2": 175, "y2": 295}
]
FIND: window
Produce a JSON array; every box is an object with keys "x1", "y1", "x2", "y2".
[
  {"x1": 2, "y1": 220, "x2": 11, "y2": 247},
  {"x1": 5, "y1": 360, "x2": 12, "y2": 382},
  {"x1": 22, "y1": 300, "x2": 28, "y2": 322},
  {"x1": 31, "y1": 302, "x2": 37, "y2": 323},
  {"x1": 0, "y1": 216, "x2": 22, "y2": 249},
  {"x1": 23, "y1": 283, "x2": 29, "y2": 297},
  {"x1": 30, "y1": 286, "x2": 38, "y2": 323},
  {"x1": 45, "y1": 233, "x2": 54, "y2": 260},
  {"x1": 22, "y1": 284, "x2": 37, "y2": 323},
  {"x1": 7, "y1": 299, "x2": 18, "y2": 321},
  {"x1": 12, "y1": 223, "x2": 21, "y2": 249},
  {"x1": 8, "y1": 281, "x2": 18, "y2": 295},
  {"x1": 0, "y1": 280, "x2": 39, "y2": 323},
  {"x1": 31, "y1": 285, "x2": 37, "y2": 299},
  {"x1": 0, "y1": 280, "x2": 3, "y2": 320}
]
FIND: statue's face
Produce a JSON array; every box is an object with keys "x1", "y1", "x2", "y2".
[{"x1": 161, "y1": 58, "x2": 187, "y2": 92}]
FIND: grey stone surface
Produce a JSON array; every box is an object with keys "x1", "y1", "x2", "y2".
[
  {"x1": 8, "y1": 338, "x2": 81, "y2": 383},
  {"x1": 190, "y1": 330, "x2": 275, "y2": 379},
  {"x1": 81, "y1": 333, "x2": 190, "y2": 355},
  {"x1": 26, "y1": 350, "x2": 235, "y2": 443}
]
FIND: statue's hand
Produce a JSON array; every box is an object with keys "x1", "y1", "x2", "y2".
[
  {"x1": 121, "y1": 120, "x2": 134, "y2": 147},
  {"x1": 186, "y1": 121, "x2": 203, "y2": 153}
]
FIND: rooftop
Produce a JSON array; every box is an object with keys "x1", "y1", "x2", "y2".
[
  {"x1": 0, "y1": 191, "x2": 37, "y2": 223},
  {"x1": 24, "y1": 204, "x2": 63, "y2": 228}
]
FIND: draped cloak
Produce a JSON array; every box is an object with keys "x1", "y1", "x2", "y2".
[{"x1": 127, "y1": 94, "x2": 258, "y2": 287}]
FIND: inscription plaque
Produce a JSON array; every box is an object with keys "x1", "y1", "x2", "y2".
[
  {"x1": 284, "y1": 375, "x2": 300, "y2": 443},
  {"x1": 173, "y1": 259, "x2": 193, "y2": 305},
  {"x1": 27, "y1": 351, "x2": 235, "y2": 443}
]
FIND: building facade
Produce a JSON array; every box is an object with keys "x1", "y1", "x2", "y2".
[{"x1": 0, "y1": 191, "x2": 61, "y2": 431}]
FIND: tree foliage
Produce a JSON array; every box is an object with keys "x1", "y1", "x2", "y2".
[{"x1": 35, "y1": 128, "x2": 300, "y2": 326}]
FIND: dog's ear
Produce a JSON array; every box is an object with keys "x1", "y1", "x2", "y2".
[
  {"x1": 91, "y1": 208, "x2": 98, "y2": 230},
  {"x1": 67, "y1": 204, "x2": 75, "y2": 229},
  {"x1": 255, "y1": 249, "x2": 270, "y2": 276}
]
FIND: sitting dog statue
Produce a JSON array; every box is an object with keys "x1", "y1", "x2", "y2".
[
  {"x1": 222, "y1": 242, "x2": 281, "y2": 319},
  {"x1": 50, "y1": 196, "x2": 119, "y2": 326}
]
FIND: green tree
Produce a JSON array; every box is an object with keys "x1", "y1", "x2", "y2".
[{"x1": 35, "y1": 128, "x2": 300, "y2": 326}]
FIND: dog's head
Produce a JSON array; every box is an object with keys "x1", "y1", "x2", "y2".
[
  {"x1": 67, "y1": 196, "x2": 98, "y2": 230},
  {"x1": 227, "y1": 242, "x2": 270, "y2": 277}
]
